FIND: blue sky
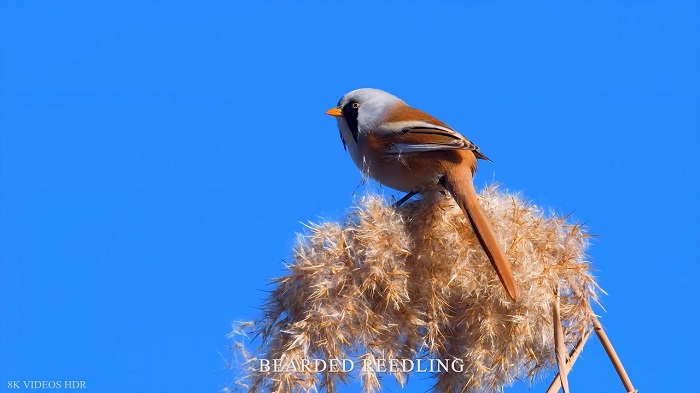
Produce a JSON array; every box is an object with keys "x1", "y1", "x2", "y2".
[{"x1": 1, "y1": 1, "x2": 698, "y2": 392}]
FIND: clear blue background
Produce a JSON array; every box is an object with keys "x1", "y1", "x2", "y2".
[{"x1": 1, "y1": 1, "x2": 698, "y2": 392}]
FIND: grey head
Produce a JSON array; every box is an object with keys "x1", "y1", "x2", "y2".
[{"x1": 333, "y1": 88, "x2": 404, "y2": 150}]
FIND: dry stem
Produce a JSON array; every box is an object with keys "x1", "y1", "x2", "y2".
[
  {"x1": 552, "y1": 287, "x2": 569, "y2": 393},
  {"x1": 545, "y1": 328, "x2": 591, "y2": 393},
  {"x1": 593, "y1": 317, "x2": 637, "y2": 392}
]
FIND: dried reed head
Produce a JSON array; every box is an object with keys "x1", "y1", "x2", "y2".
[{"x1": 232, "y1": 186, "x2": 600, "y2": 393}]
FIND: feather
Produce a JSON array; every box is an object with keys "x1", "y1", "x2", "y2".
[{"x1": 382, "y1": 125, "x2": 483, "y2": 155}]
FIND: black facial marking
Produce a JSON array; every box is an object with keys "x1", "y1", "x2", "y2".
[
  {"x1": 339, "y1": 131, "x2": 347, "y2": 151},
  {"x1": 341, "y1": 100, "x2": 360, "y2": 143}
]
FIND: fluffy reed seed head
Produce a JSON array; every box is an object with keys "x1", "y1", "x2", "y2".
[{"x1": 232, "y1": 186, "x2": 600, "y2": 393}]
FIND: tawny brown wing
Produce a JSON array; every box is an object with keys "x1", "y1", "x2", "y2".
[{"x1": 381, "y1": 125, "x2": 491, "y2": 161}]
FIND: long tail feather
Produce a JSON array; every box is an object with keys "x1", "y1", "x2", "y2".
[{"x1": 442, "y1": 173, "x2": 519, "y2": 301}]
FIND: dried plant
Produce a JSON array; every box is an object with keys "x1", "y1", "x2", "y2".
[{"x1": 230, "y1": 186, "x2": 601, "y2": 393}]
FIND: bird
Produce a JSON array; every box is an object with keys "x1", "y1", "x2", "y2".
[{"x1": 326, "y1": 88, "x2": 519, "y2": 301}]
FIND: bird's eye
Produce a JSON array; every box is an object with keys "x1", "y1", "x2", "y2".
[{"x1": 352, "y1": 102, "x2": 360, "y2": 109}]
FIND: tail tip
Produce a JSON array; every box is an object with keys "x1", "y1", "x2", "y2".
[{"x1": 508, "y1": 289, "x2": 519, "y2": 302}]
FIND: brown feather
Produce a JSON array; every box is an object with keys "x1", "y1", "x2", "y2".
[
  {"x1": 442, "y1": 164, "x2": 519, "y2": 301},
  {"x1": 384, "y1": 103, "x2": 454, "y2": 128},
  {"x1": 383, "y1": 103, "x2": 489, "y2": 159}
]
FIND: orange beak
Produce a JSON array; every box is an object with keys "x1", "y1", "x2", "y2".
[{"x1": 325, "y1": 107, "x2": 342, "y2": 117}]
